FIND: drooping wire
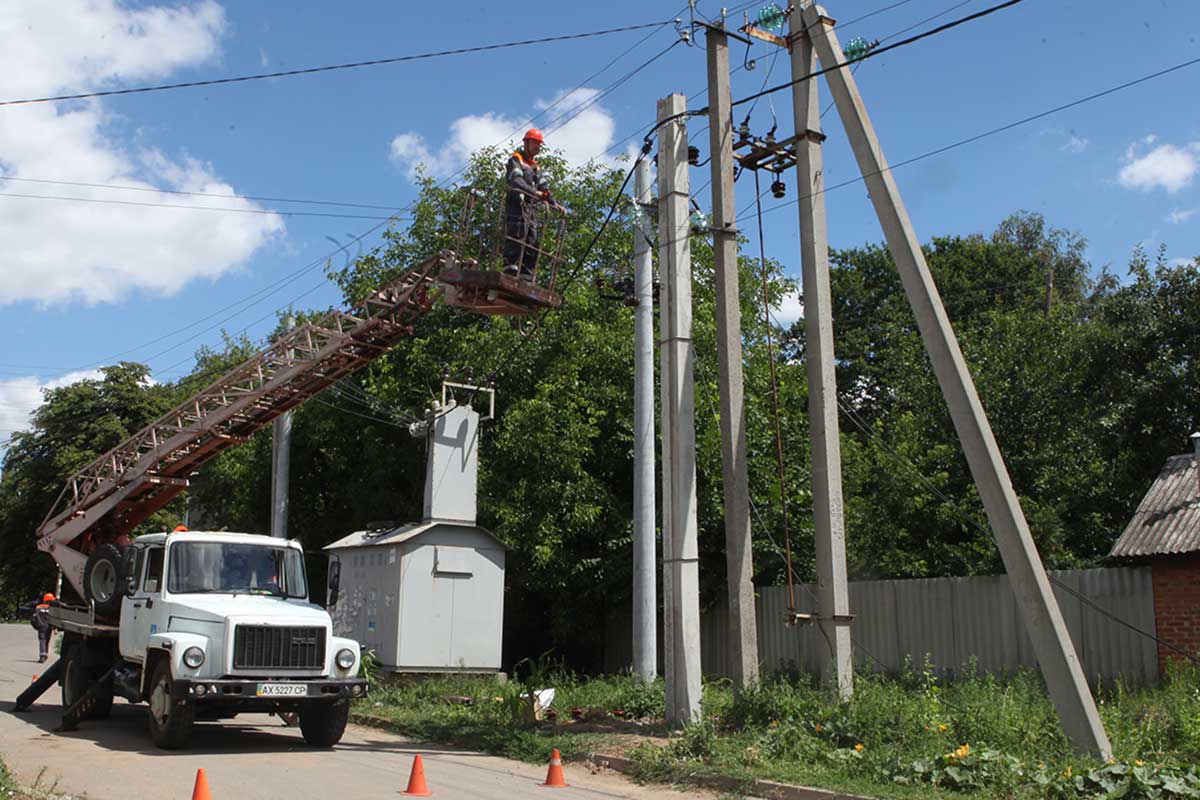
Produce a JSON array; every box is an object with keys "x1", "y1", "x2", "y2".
[
  {"x1": 753, "y1": 169, "x2": 796, "y2": 614},
  {"x1": 0, "y1": 20, "x2": 676, "y2": 108}
]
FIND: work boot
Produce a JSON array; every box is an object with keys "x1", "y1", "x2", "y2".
[{"x1": 38, "y1": 655, "x2": 46, "y2": 663}]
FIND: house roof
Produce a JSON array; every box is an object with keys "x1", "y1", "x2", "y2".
[
  {"x1": 1110, "y1": 454, "x2": 1200, "y2": 558},
  {"x1": 323, "y1": 519, "x2": 504, "y2": 551}
]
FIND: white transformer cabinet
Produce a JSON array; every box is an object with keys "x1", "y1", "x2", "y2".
[{"x1": 325, "y1": 402, "x2": 506, "y2": 673}]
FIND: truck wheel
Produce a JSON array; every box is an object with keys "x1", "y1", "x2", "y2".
[
  {"x1": 60, "y1": 643, "x2": 113, "y2": 721},
  {"x1": 298, "y1": 699, "x2": 350, "y2": 747},
  {"x1": 146, "y1": 659, "x2": 193, "y2": 749},
  {"x1": 84, "y1": 543, "x2": 126, "y2": 618}
]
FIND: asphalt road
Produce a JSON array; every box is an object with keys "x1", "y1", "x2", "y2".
[{"x1": 0, "y1": 624, "x2": 705, "y2": 800}]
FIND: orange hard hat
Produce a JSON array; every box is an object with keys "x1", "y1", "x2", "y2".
[
  {"x1": 42, "y1": 593, "x2": 55, "y2": 603},
  {"x1": 173, "y1": 525, "x2": 189, "y2": 532},
  {"x1": 523, "y1": 128, "x2": 544, "y2": 144}
]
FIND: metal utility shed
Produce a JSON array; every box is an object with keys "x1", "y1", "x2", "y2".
[{"x1": 325, "y1": 399, "x2": 506, "y2": 673}]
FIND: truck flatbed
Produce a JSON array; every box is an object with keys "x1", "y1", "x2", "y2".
[{"x1": 48, "y1": 603, "x2": 118, "y2": 638}]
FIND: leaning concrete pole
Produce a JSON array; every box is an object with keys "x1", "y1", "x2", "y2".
[
  {"x1": 705, "y1": 24, "x2": 760, "y2": 690},
  {"x1": 789, "y1": 5, "x2": 854, "y2": 700},
  {"x1": 633, "y1": 158, "x2": 658, "y2": 683},
  {"x1": 270, "y1": 314, "x2": 295, "y2": 539},
  {"x1": 801, "y1": 3, "x2": 1111, "y2": 758},
  {"x1": 657, "y1": 93, "x2": 703, "y2": 726}
]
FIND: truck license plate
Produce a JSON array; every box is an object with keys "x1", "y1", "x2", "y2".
[{"x1": 256, "y1": 683, "x2": 307, "y2": 697}]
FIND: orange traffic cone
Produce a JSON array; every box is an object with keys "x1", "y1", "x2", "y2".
[
  {"x1": 191, "y1": 768, "x2": 212, "y2": 800},
  {"x1": 401, "y1": 754, "x2": 432, "y2": 796},
  {"x1": 540, "y1": 748, "x2": 569, "y2": 788},
  {"x1": 31, "y1": 674, "x2": 37, "y2": 683}
]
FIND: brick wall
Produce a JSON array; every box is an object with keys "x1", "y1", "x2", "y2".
[{"x1": 1151, "y1": 554, "x2": 1200, "y2": 674}]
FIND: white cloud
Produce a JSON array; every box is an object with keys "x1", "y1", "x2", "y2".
[
  {"x1": 1061, "y1": 134, "x2": 1088, "y2": 154},
  {"x1": 389, "y1": 88, "x2": 620, "y2": 180},
  {"x1": 0, "y1": 369, "x2": 103, "y2": 447},
  {"x1": 1118, "y1": 136, "x2": 1200, "y2": 193},
  {"x1": 1167, "y1": 208, "x2": 1197, "y2": 224},
  {"x1": 774, "y1": 289, "x2": 805, "y2": 327},
  {"x1": 0, "y1": 1, "x2": 284, "y2": 306}
]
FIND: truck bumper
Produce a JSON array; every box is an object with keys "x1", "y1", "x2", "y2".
[{"x1": 170, "y1": 677, "x2": 368, "y2": 703}]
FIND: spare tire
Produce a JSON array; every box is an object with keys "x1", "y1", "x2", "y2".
[{"x1": 84, "y1": 543, "x2": 125, "y2": 618}]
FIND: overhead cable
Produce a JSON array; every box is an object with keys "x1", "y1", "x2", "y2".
[{"x1": 0, "y1": 21, "x2": 675, "y2": 108}]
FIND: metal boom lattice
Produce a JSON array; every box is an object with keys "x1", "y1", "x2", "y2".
[{"x1": 38, "y1": 253, "x2": 448, "y2": 597}]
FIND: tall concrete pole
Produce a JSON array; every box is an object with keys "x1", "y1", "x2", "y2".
[
  {"x1": 706, "y1": 26, "x2": 760, "y2": 690},
  {"x1": 657, "y1": 93, "x2": 703, "y2": 726},
  {"x1": 789, "y1": 5, "x2": 853, "y2": 699},
  {"x1": 270, "y1": 314, "x2": 295, "y2": 539},
  {"x1": 801, "y1": 3, "x2": 1111, "y2": 758},
  {"x1": 632, "y1": 158, "x2": 658, "y2": 683}
]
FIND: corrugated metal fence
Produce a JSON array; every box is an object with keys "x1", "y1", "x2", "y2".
[{"x1": 609, "y1": 567, "x2": 1158, "y2": 685}]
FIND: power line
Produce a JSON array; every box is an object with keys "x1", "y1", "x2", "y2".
[
  {"x1": 0, "y1": 176, "x2": 404, "y2": 212},
  {"x1": 730, "y1": 0, "x2": 1028, "y2": 109},
  {"x1": 0, "y1": 20, "x2": 676, "y2": 108},
  {"x1": 0, "y1": 189, "x2": 401, "y2": 221}
]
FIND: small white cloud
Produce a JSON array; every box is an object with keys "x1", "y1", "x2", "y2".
[
  {"x1": 389, "y1": 88, "x2": 620, "y2": 181},
  {"x1": 1167, "y1": 208, "x2": 1197, "y2": 224},
  {"x1": 773, "y1": 289, "x2": 804, "y2": 327},
  {"x1": 0, "y1": 369, "x2": 103, "y2": 447},
  {"x1": 1061, "y1": 134, "x2": 1088, "y2": 154},
  {"x1": 1169, "y1": 256, "x2": 1196, "y2": 268},
  {"x1": 1118, "y1": 137, "x2": 1200, "y2": 193}
]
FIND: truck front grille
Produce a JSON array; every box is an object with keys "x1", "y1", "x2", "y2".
[{"x1": 233, "y1": 625, "x2": 326, "y2": 670}]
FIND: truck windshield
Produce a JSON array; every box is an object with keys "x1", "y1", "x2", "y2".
[{"x1": 167, "y1": 542, "x2": 308, "y2": 599}]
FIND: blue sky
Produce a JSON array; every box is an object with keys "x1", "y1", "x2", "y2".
[{"x1": 1, "y1": 0, "x2": 1197, "y2": 449}]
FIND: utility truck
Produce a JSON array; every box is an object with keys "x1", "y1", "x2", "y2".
[
  {"x1": 21, "y1": 529, "x2": 363, "y2": 748},
  {"x1": 14, "y1": 201, "x2": 564, "y2": 748}
]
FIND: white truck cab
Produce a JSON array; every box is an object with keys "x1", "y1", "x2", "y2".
[{"x1": 20, "y1": 530, "x2": 367, "y2": 749}]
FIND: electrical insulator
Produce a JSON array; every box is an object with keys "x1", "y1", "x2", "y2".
[
  {"x1": 844, "y1": 37, "x2": 876, "y2": 62},
  {"x1": 737, "y1": 121, "x2": 751, "y2": 140},
  {"x1": 770, "y1": 179, "x2": 786, "y2": 199},
  {"x1": 757, "y1": 3, "x2": 785, "y2": 30},
  {"x1": 687, "y1": 145, "x2": 701, "y2": 166},
  {"x1": 689, "y1": 211, "x2": 709, "y2": 235}
]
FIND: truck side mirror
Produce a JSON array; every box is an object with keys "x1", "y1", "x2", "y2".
[
  {"x1": 327, "y1": 558, "x2": 341, "y2": 608},
  {"x1": 121, "y1": 546, "x2": 138, "y2": 597}
]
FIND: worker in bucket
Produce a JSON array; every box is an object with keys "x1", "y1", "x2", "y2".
[
  {"x1": 503, "y1": 128, "x2": 556, "y2": 280},
  {"x1": 31, "y1": 592, "x2": 54, "y2": 662}
]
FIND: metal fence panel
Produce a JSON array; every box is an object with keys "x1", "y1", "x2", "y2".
[{"x1": 608, "y1": 567, "x2": 1158, "y2": 685}]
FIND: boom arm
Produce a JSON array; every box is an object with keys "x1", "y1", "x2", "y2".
[{"x1": 38, "y1": 252, "x2": 449, "y2": 597}]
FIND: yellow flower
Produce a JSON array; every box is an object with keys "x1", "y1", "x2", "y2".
[
  {"x1": 1061, "y1": 766, "x2": 1072, "y2": 779},
  {"x1": 937, "y1": 723, "x2": 948, "y2": 732},
  {"x1": 814, "y1": 723, "x2": 823, "y2": 733},
  {"x1": 953, "y1": 744, "x2": 970, "y2": 760},
  {"x1": 1107, "y1": 758, "x2": 1116, "y2": 765},
  {"x1": 854, "y1": 743, "x2": 864, "y2": 751},
  {"x1": 1135, "y1": 760, "x2": 1145, "y2": 767}
]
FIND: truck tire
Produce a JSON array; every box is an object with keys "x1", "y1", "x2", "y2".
[
  {"x1": 60, "y1": 641, "x2": 114, "y2": 721},
  {"x1": 83, "y1": 543, "x2": 125, "y2": 618},
  {"x1": 298, "y1": 698, "x2": 350, "y2": 747},
  {"x1": 146, "y1": 658, "x2": 193, "y2": 749}
]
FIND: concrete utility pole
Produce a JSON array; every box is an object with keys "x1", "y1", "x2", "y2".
[
  {"x1": 705, "y1": 24, "x2": 759, "y2": 690},
  {"x1": 270, "y1": 314, "x2": 295, "y2": 539},
  {"x1": 801, "y1": 3, "x2": 1111, "y2": 758},
  {"x1": 657, "y1": 93, "x2": 703, "y2": 726},
  {"x1": 632, "y1": 157, "x2": 658, "y2": 683},
  {"x1": 789, "y1": 5, "x2": 854, "y2": 699}
]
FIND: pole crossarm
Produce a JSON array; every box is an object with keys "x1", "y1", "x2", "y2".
[{"x1": 37, "y1": 252, "x2": 448, "y2": 584}]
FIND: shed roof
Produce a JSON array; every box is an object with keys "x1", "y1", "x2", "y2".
[
  {"x1": 1110, "y1": 454, "x2": 1200, "y2": 558},
  {"x1": 323, "y1": 519, "x2": 504, "y2": 551}
]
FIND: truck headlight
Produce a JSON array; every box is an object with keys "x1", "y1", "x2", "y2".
[
  {"x1": 335, "y1": 648, "x2": 356, "y2": 670},
  {"x1": 183, "y1": 646, "x2": 206, "y2": 669}
]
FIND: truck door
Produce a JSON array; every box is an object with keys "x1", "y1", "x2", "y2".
[{"x1": 119, "y1": 545, "x2": 164, "y2": 662}]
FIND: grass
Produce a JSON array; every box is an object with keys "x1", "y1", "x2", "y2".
[
  {"x1": 0, "y1": 760, "x2": 80, "y2": 800},
  {"x1": 356, "y1": 658, "x2": 1200, "y2": 799}
]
